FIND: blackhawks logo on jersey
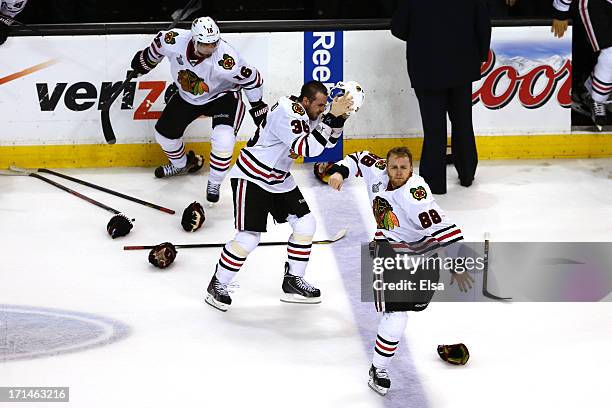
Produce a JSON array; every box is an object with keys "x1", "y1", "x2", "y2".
[
  {"x1": 218, "y1": 54, "x2": 236, "y2": 70},
  {"x1": 292, "y1": 102, "x2": 305, "y2": 116},
  {"x1": 375, "y1": 159, "x2": 387, "y2": 170},
  {"x1": 164, "y1": 31, "x2": 178, "y2": 44},
  {"x1": 410, "y1": 186, "x2": 427, "y2": 201},
  {"x1": 372, "y1": 196, "x2": 400, "y2": 230},
  {"x1": 177, "y1": 69, "x2": 209, "y2": 95}
]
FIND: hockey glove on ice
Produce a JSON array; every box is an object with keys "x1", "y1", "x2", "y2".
[
  {"x1": 181, "y1": 201, "x2": 205, "y2": 232},
  {"x1": 437, "y1": 343, "x2": 470, "y2": 365},
  {"x1": 107, "y1": 214, "x2": 134, "y2": 239},
  {"x1": 148, "y1": 242, "x2": 177, "y2": 269}
]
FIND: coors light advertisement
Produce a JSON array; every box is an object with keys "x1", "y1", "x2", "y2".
[{"x1": 472, "y1": 26, "x2": 572, "y2": 134}]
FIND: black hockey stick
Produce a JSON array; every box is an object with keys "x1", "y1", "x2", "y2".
[
  {"x1": 123, "y1": 228, "x2": 347, "y2": 250},
  {"x1": 0, "y1": 14, "x2": 44, "y2": 36},
  {"x1": 7, "y1": 167, "x2": 121, "y2": 215},
  {"x1": 24, "y1": 167, "x2": 175, "y2": 214},
  {"x1": 482, "y1": 232, "x2": 512, "y2": 301},
  {"x1": 100, "y1": 0, "x2": 202, "y2": 144}
]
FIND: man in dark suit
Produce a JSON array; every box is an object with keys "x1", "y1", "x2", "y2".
[{"x1": 392, "y1": 0, "x2": 491, "y2": 194}]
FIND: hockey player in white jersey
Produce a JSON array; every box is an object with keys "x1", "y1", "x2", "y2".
[
  {"x1": 130, "y1": 17, "x2": 267, "y2": 203},
  {"x1": 326, "y1": 147, "x2": 473, "y2": 396},
  {"x1": 204, "y1": 80, "x2": 353, "y2": 312},
  {"x1": 552, "y1": 0, "x2": 612, "y2": 130},
  {"x1": 0, "y1": 0, "x2": 28, "y2": 45}
]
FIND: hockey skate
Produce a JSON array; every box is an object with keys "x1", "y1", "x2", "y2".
[
  {"x1": 590, "y1": 99, "x2": 607, "y2": 131},
  {"x1": 205, "y1": 272, "x2": 232, "y2": 312},
  {"x1": 280, "y1": 262, "x2": 321, "y2": 304},
  {"x1": 154, "y1": 150, "x2": 204, "y2": 178},
  {"x1": 206, "y1": 180, "x2": 221, "y2": 204},
  {"x1": 368, "y1": 364, "x2": 391, "y2": 396}
]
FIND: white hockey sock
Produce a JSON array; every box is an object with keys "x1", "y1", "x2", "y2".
[
  {"x1": 155, "y1": 130, "x2": 187, "y2": 168},
  {"x1": 208, "y1": 151, "x2": 232, "y2": 185},
  {"x1": 586, "y1": 46, "x2": 612, "y2": 103},
  {"x1": 215, "y1": 231, "x2": 260, "y2": 284},
  {"x1": 287, "y1": 235, "x2": 312, "y2": 277},
  {"x1": 286, "y1": 214, "x2": 316, "y2": 277},
  {"x1": 372, "y1": 312, "x2": 408, "y2": 369},
  {"x1": 209, "y1": 124, "x2": 236, "y2": 185}
]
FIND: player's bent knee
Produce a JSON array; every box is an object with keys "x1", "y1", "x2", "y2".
[
  {"x1": 379, "y1": 312, "x2": 408, "y2": 337},
  {"x1": 154, "y1": 130, "x2": 183, "y2": 149},
  {"x1": 211, "y1": 125, "x2": 236, "y2": 153},
  {"x1": 231, "y1": 230, "x2": 261, "y2": 255},
  {"x1": 290, "y1": 213, "x2": 316, "y2": 239}
]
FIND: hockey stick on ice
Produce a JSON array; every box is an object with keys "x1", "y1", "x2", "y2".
[
  {"x1": 123, "y1": 228, "x2": 347, "y2": 250},
  {"x1": 7, "y1": 166, "x2": 122, "y2": 215},
  {"x1": 482, "y1": 232, "x2": 512, "y2": 301},
  {"x1": 25, "y1": 167, "x2": 175, "y2": 214},
  {"x1": 100, "y1": 0, "x2": 202, "y2": 144}
]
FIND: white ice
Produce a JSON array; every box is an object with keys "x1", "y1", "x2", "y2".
[{"x1": 1, "y1": 158, "x2": 611, "y2": 408}]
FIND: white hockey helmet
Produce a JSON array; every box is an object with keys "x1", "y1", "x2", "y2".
[
  {"x1": 191, "y1": 17, "x2": 220, "y2": 45},
  {"x1": 329, "y1": 80, "x2": 366, "y2": 116}
]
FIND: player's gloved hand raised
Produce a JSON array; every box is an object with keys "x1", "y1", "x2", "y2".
[
  {"x1": 249, "y1": 100, "x2": 268, "y2": 128},
  {"x1": 130, "y1": 50, "x2": 155, "y2": 77},
  {"x1": 0, "y1": 20, "x2": 10, "y2": 45}
]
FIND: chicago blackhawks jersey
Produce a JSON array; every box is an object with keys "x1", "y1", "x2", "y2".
[
  {"x1": 229, "y1": 96, "x2": 343, "y2": 193},
  {"x1": 143, "y1": 29, "x2": 263, "y2": 105},
  {"x1": 335, "y1": 151, "x2": 464, "y2": 254}
]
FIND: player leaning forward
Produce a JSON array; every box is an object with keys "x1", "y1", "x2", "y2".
[
  {"x1": 327, "y1": 148, "x2": 473, "y2": 395},
  {"x1": 204, "y1": 81, "x2": 354, "y2": 312},
  {"x1": 130, "y1": 17, "x2": 267, "y2": 203}
]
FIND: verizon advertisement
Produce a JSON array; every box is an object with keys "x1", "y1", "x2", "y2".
[{"x1": 0, "y1": 27, "x2": 570, "y2": 147}]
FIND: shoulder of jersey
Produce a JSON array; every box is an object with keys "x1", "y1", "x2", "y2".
[
  {"x1": 402, "y1": 175, "x2": 433, "y2": 203},
  {"x1": 158, "y1": 28, "x2": 190, "y2": 50},
  {"x1": 213, "y1": 41, "x2": 241, "y2": 71},
  {"x1": 278, "y1": 96, "x2": 308, "y2": 119},
  {"x1": 276, "y1": 96, "x2": 308, "y2": 120}
]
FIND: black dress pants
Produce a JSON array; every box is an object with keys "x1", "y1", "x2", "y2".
[{"x1": 415, "y1": 83, "x2": 478, "y2": 194}]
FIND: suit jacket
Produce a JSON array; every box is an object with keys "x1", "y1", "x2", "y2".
[{"x1": 391, "y1": 0, "x2": 492, "y2": 90}]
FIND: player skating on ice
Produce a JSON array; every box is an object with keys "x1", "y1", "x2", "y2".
[
  {"x1": 552, "y1": 0, "x2": 612, "y2": 130},
  {"x1": 130, "y1": 17, "x2": 267, "y2": 203},
  {"x1": 204, "y1": 80, "x2": 353, "y2": 312},
  {"x1": 326, "y1": 147, "x2": 473, "y2": 395}
]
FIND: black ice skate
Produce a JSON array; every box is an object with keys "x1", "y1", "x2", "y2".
[
  {"x1": 205, "y1": 272, "x2": 232, "y2": 312},
  {"x1": 368, "y1": 364, "x2": 391, "y2": 396},
  {"x1": 154, "y1": 150, "x2": 204, "y2": 178},
  {"x1": 206, "y1": 180, "x2": 221, "y2": 204},
  {"x1": 590, "y1": 99, "x2": 607, "y2": 131},
  {"x1": 280, "y1": 262, "x2": 321, "y2": 304}
]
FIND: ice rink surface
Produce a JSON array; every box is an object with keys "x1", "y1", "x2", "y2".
[{"x1": 1, "y1": 158, "x2": 611, "y2": 408}]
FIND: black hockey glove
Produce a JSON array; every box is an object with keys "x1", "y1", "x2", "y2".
[
  {"x1": 437, "y1": 343, "x2": 470, "y2": 365},
  {"x1": 181, "y1": 201, "x2": 205, "y2": 232},
  {"x1": 148, "y1": 242, "x2": 177, "y2": 269},
  {"x1": 130, "y1": 50, "x2": 156, "y2": 77},
  {"x1": 249, "y1": 100, "x2": 268, "y2": 128},
  {"x1": 0, "y1": 20, "x2": 10, "y2": 45},
  {"x1": 107, "y1": 214, "x2": 134, "y2": 239}
]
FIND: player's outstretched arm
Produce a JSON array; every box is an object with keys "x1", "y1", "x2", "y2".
[{"x1": 130, "y1": 31, "x2": 170, "y2": 77}]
